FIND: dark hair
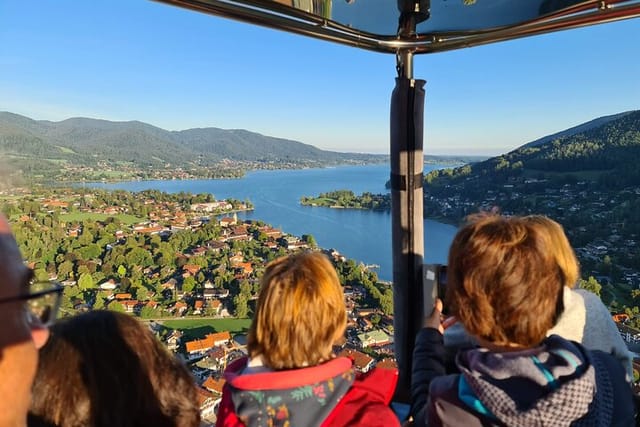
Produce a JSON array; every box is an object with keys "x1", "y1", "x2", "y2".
[
  {"x1": 446, "y1": 213, "x2": 565, "y2": 347},
  {"x1": 29, "y1": 311, "x2": 200, "y2": 427}
]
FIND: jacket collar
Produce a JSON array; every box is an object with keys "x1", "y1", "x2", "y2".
[{"x1": 225, "y1": 356, "x2": 354, "y2": 390}]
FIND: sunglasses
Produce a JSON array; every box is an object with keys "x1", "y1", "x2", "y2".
[{"x1": 0, "y1": 280, "x2": 63, "y2": 326}]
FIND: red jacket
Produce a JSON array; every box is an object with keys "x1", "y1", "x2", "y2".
[{"x1": 216, "y1": 356, "x2": 400, "y2": 427}]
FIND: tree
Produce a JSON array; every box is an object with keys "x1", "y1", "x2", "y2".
[
  {"x1": 125, "y1": 247, "x2": 153, "y2": 268},
  {"x1": 579, "y1": 276, "x2": 602, "y2": 297},
  {"x1": 239, "y1": 280, "x2": 252, "y2": 296},
  {"x1": 196, "y1": 271, "x2": 206, "y2": 284},
  {"x1": 108, "y1": 301, "x2": 125, "y2": 313},
  {"x1": 380, "y1": 289, "x2": 394, "y2": 315},
  {"x1": 78, "y1": 273, "x2": 95, "y2": 291},
  {"x1": 213, "y1": 274, "x2": 225, "y2": 289},
  {"x1": 117, "y1": 264, "x2": 127, "y2": 278},
  {"x1": 77, "y1": 229, "x2": 94, "y2": 247},
  {"x1": 61, "y1": 285, "x2": 80, "y2": 311},
  {"x1": 77, "y1": 264, "x2": 90, "y2": 277},
  {"x1": 233, "y1": 293, "x2": 249, "y2": 318},
  {"x1": 57, "y1": 260, "x2": 74, "y2": 280},
  {"x1": 149, "y1": 234, "x2": 162, "y2": 249},
  {"x1": 33, "y1": 268, "x2": 49, "y2": 282},
  {"x1": 139, "y1": 305, "x2": 158, "y2": 319},
  {"x1": 93, "y1": 291, "x2": 108, "y2": 309},
  {"x1": 182, "y1": 276, "x2": 196, "y2": 294},
  {"x1": 133, "y1": 285, "x2": 150, "y2": 301},
  {"x1": 78, "y1": 243, "x2": 102, "y2": 260},
  {"x1": 302, "y1": 234, "x2": 317, "y2": 248},
  {"x1": 370, "y1": 313, "x2": 381, "y2": 325}
]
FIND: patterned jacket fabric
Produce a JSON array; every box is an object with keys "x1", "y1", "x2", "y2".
[
  {"x1": 411, "y1": 329, "x2": 635, "y2": 427},
  {"x1": 216, "y1": 356, "x2": 400, "y2": 427},
  {"x1": 442, "y1": 287, "x2": 633, "y2": 380}
]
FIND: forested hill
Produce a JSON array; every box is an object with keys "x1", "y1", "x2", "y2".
[
  {"x1": 424, "y1": 110, "x2": 640, "y2": 305},
  {"x1": 425, "y1": 109, "x2": 640, "y2": 190},
  {"x1": 522, "y1": 111, "x2": 633, "y2": 149},
  {"x1": 0, "y1": 112, "x2": 383, "y2": 168}
]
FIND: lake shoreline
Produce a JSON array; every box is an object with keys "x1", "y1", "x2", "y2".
[{"x1": 88, "y1": 164, "x2": 457, "y2": 281}]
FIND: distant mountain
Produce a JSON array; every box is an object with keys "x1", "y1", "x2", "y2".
[
  {"x1": 0, "y1": 112, "x2": 385, "y2": 169},
  {"x1": 425, "y1": 109, "x2": 640, "y2": 189},
  {"x1": 523, "y1": 111, "x2": 635, "y2": 148},
  {"x1": 422, "y1": 110, "x2": 640, "y2": 304}
]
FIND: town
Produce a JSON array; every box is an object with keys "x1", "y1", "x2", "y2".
[
  {"x1": 0, "y1": 187, "x2": 397, "y2": 425},
  {"x1": 425, "y1": 176, "x2": 640, "y2": 293}
]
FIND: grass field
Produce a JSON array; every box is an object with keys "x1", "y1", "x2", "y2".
[
  {"x1": 43, "y1": 158, "x2": 69, "y2": 164},
  {"x1": 162, "y1": 318, "x2": 251, "y2": 340},
  {"x1": 54, "y1": 145, "x2": 77, "y2": 154},
  {"x1": 60, "y1": 212, "x2": 143, "y2": 224},
  {"x1": 303, "y1": 197, "x2": 337, "y2": 206}
]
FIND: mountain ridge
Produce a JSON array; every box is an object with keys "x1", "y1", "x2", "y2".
[
  {"x1": 0, "y1": 111, "x2": 384, "y2": 167},
  {"x1": 425, "y1": 109, "x2": 640, "y2": 189},
  {"x1": 522, "y1": 111, "x2": 635, "y2": 149},
  {"x1": 420, "y1": 109, "x2": 640, "y2": 308}
]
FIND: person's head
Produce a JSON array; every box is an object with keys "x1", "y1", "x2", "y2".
[
  {"x1": 522, "y1": 215, "x2": 580, "y2": 288},
  {"x1": 248, "y1": 251, "x2": 346, "y2": 370},
  {"x1": 29, "y1": 310, "x2": 200, "y2": 427},
  {"x1": 446, "y1": 213, "x2": 564, "y2": 348},
  {"x1": 0, "y1": 214, "x2": 52, "y2": 426}
]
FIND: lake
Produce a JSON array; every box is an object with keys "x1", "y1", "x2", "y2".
[{"x1": 90, "y1": 164, "x2": 457, "y2": 281}]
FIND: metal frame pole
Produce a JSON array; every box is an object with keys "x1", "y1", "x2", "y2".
[{"x1": 390, "y1": 48, "x2": 425, "y2": 400}]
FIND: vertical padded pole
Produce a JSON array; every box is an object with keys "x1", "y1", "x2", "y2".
[{"x1": 390, "y1": 76, "x2": 425, "y2": 400}]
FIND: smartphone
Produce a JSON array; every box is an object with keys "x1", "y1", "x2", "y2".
[
  {"x1": 437, "y1": 265, "x2": 447, "y2": 303},
  {"x1": 423, "y1": 263, "x2": 447, "y2": 313}
]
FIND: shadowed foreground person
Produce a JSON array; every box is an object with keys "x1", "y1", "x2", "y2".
[
  {"x1": 216, "y1": 251, "x2": 399, "y2": 427},
  {"x1": 28, "y1": 310, "x2": 200, "y2": 427},
  {"x1": 411, "y1": 214, "x2": 635, "y2": 426},
  {"x1": 0, "y1": 214, "x2": 59, "y2": 427}
]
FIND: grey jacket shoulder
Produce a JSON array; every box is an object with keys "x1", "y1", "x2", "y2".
[{"x1": 549, "y1": 287, "x2": 632, "y2": 380}]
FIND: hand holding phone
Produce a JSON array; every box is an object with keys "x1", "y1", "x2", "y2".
[{"x1": 424, "y1": 298, "x2": 444, "y2": 333}]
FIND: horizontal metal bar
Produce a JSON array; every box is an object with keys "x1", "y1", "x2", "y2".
[
  {"x1": 155, "y1": 0, "x2": 391, "y2": 52},
  {"x1": 154, "y1": 0, "x2": 640, "y2": 55},
  {"x1": 411, "y1": 2, "x2": 640, "y2": 54}
]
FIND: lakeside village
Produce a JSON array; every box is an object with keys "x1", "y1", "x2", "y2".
[
  {"x1": 0, "y1": 188, "x2": 396, "y2": 425},
  {"x1": 33, "y1": 158, "x2": 381, "y2": 184},
  {"x1": 425, "y1": 177, "x2": 640, "y2": 292}
]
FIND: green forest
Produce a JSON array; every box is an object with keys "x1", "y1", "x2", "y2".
[{"x1": 301, "y1": 190, "x2": 391, "y2": 210}]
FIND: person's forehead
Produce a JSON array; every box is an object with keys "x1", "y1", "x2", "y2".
[
  {"x1": 0, "y1": 262, "x2": 30, "y2": 296},
  {"x1": 0, "y1": 226, "x2": 31, "y2": 297}
]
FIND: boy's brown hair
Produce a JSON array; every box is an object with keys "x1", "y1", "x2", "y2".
[
  {"x1": 248, "y1": 251, "x2": 346, "y2": 370},
  {"x1": 523, "y1": 215, "x2": 580, "y2": 288},
  {"x1": 446, "y1": 213, "x2": 565, "y2": 348}
]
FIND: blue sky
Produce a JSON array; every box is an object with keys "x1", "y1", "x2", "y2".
[{"x1": 0, "y1": 1, "x2": 638, "y2": 155}]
